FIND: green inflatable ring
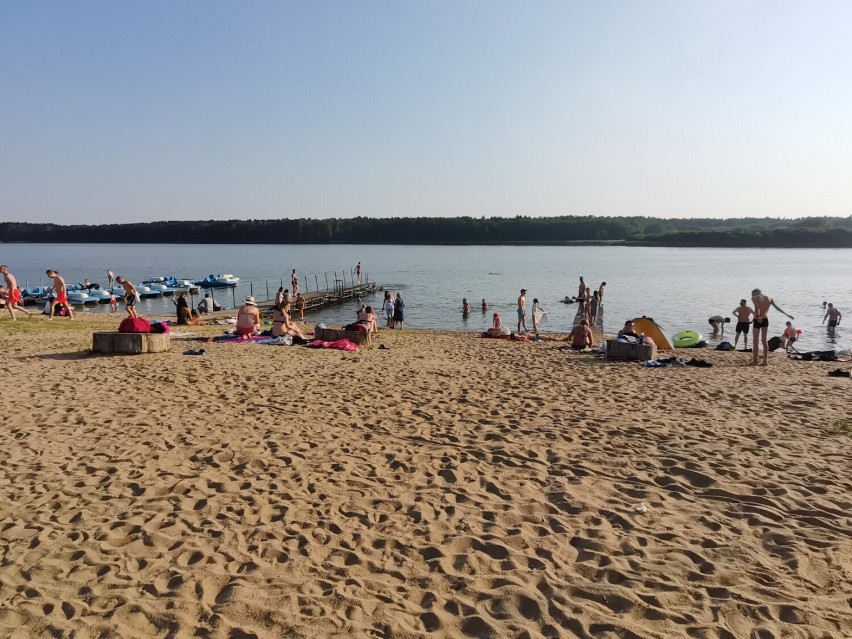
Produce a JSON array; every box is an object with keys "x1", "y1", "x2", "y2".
[{"x1": 673, "y1": 330, "x2": 702, "y2": 348}]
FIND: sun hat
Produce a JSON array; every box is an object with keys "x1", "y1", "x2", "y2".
[{"x1": 243, "y1": 296, "x2": 256, "y2": 305}]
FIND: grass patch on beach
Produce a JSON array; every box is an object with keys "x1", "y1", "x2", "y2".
[
  {"x1": 828, "y1": 419, "x2": 852, "y2": 435},
  {"x1": 0, "y1": 317, "x2": 108, "y2": 335}
]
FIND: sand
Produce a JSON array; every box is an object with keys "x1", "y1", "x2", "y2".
[{"x1": 0, "y1": 314, "x2": 850, "y2": 639}]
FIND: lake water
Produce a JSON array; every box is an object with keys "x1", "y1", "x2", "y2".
[{"x1": 2, "y1": 243, "x2": 850, "y2": 351}]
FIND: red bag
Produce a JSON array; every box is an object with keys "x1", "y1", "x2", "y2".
[{"x1": 118, "y1": 317, "x2": 152, "y2": 333}]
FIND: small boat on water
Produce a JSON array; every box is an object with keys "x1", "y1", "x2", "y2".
[
  {"x1": 144, "y1": 276, "x2": 199, "y2": 294},
  {"x1": 135, "y1": 285, "x2": 162, "y2": 299},
  {"x1": 67, "y1": 291, "x2": 99, "y2": 306},
  {"x1": 86, "y1": 289, "x2": 114, "y2": 303},
  {"x1": 194, "y1": 273, "x2": 240, "y2": 288}
]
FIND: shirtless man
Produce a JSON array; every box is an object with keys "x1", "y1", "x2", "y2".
[
  {"x1": 1, "y1": 265, "x2": 31, "y2": 319},
  {"x1": 751, "y1": 288, "x2": 793, "y2": 366},
  {"x1": 598, "y1": 282, "x2": 607, "y2": 304},
  {"x1": 731, "y1": 299, "x2": 753, "y2": 350},
  {"x1": 566, "y1": 319, "x2": 594, "y2": 349},
  {"x1": 115, "y1": 276, "x2": 139, "y2": 319},
  {"x1": 355, "y1": 261, "x2": 362, "y2": 285},
  {"x1": 823, "y1": 303, "x2": 842, "y2": 335},
  {"x1": 291, "y1": 269, "x2": 299, "y2": 295},
  {"x1": 577, "y1": 276, "x2": 586, "y2": 301},
  {"x1": 517, "y1": 289, "x2": 528, "y2": 333},
  {"x1": 46, "y1": 269, "x2": 74, "y2": 320}
]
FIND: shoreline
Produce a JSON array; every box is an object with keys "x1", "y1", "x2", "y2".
[{"x1": 1, "y1": 316, "x2": 849, "y2": 638}]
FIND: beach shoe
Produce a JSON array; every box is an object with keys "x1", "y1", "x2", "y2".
[
  {"x1": 686, "y1": 358, "x2": 713, "y2": 368},
  {"x1": 378, "y1": 344, "x2": 389, "y2": 350},
  {"x1": 827, "y1": 369, "x2": 850, "y2": 378}
]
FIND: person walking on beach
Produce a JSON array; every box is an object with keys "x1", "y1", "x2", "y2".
[
  {"x1": 823, "y1": 303, "x2": 842, "y2": 335},
  {"x1": 393, "y1": 292, "x2": 405, "y2": 329},
  {"x1": 517, "y1": 289, "x2": 528, "y2": 333},
  {"x1": 355, "y1": 261, "x2": 362, "y2": 285},
  {"x1": 732, "y1": 299, "x2": 754, "y2": 350},
  {"x1": 0, "y1": 265, "x2": 31, "y2": 320},
  {"x1": 46, "y1": 269, "x2": 74, "y2": 320},
  {"x1": 751, "y1": 288, "x2": 793, "y2": 366},
  {"x1": 115, "y1": 276, "x2": 139, "y2": 319}
]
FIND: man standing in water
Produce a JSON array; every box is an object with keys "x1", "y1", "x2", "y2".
[
  {"x1": 517, "y1": 288, "x2": 528, "y2": 334},
  {"x1": 731, "y1": 299, "x2": 754, "y2": 351},
  {"x1": 823, "y1": 303, "x2": 842, "y2": 335},
  {"x1": 46, "y1": 269, "x2": 74, "y2": 320},
  {"x1": 1, "y1": 265, "x2": 31, "y2": 319},
  {"x1": 115, "y1": 276, "x2": 139, "y2": 319},
  {"x1": 751, "y1": 288, "x2": 793, "y2": 366}
]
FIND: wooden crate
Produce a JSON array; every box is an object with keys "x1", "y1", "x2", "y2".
[
  {"x1": 314, "y1": 327, "x2": 372, "y2": 347},
  {"x1": 92, "y1": 332, "x2": 171, "y2": 354},
  {"x1": 606, "y1": 339, "x2": 656, "y2": 361}
]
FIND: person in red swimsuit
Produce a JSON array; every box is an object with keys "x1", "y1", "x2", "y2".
[
  {"x1": 1, "y1": 265, "x2": 31, "y2": 320},
  {"x1": 46, "y1": 269, "x2": 74, "y2": 320}
]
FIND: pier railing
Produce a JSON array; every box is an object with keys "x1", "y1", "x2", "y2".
[{"x1": 187, "y1": 268, "x2": 372, "y2": 311}]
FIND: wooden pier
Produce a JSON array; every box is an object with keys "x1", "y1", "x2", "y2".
[{"x1": 200, "y1": 281, "x2": 377, "y2": 320}]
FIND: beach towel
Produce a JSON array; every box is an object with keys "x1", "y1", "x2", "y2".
[
  {"x1": 305, "y1": 338, "x2": 359, "y2": 352},
  {"x1": 118, "y1": 317, "x2": 151, "y2": 333}
]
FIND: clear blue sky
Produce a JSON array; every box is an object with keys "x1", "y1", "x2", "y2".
[{"x1": 2, "y1": 1, "x2": 850, "y2": 224}]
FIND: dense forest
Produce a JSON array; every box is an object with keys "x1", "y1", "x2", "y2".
[{"x1": 2, "y1": 216, "x2": 852, "y2": 247}]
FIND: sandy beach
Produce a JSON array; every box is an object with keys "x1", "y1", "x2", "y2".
[{"x1": 0, "y1": 315, "x2": 849, "y2": 639}]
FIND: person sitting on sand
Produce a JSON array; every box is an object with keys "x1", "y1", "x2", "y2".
[
  {"x1": 173, "y1": 292, "x2": 192, "y2": 325},
  {"x1": 566, "y1": 319, "x2": 594, "y2": 349},
  {"x1": 271, "y1": 301, "x2": 305, "y2": 340},
  {"x1": 236, "y1": 297, "x2": 260, "y2": 338}
]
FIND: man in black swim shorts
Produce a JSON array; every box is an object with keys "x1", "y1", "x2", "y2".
[
  {"x1": 823, "y1": 303, "x2": 842, "y2": 335},
  {"x1": 732, "y1": 298, "x2": 753, "y2": 350},
  {"x1": 751, "y1": 288, "x2": 793, "y2": 366}
]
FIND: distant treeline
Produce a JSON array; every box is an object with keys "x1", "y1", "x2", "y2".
[{"x1": 2, "y1": 216, "x2": 852, "y2": 247}]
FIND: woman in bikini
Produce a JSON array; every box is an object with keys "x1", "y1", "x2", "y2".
[
  {"x1": 236, "y1": 297, "x2": 260, "y2": 338},
  {"x1": 271, "y1": 301, "x2": 305, "y2": 339}
]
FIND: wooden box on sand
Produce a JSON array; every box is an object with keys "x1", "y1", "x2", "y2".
[
  {"x1": 606, "y1": 339, "x2": 656, "y2": 362},
  {"x1": 314, "y1": 327, "x2": 372, "y2": 347},
  {"x1": 92, "y1": 332, "x2": 171, "y2": 355}
]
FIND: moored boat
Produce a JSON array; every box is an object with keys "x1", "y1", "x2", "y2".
[{"x1": 194, "y1": 273, "x2": 240, "y2": 288}]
